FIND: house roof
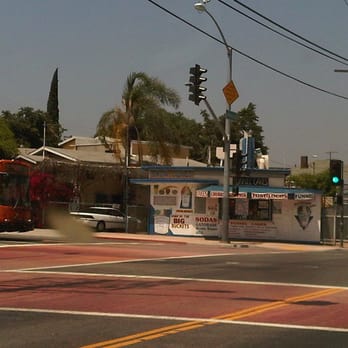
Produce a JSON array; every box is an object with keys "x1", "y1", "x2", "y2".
[
  {"x1": 16, "y1": 154, "x2": 44, "y2": 164},
  {"x1": 138, "y1": 156, "x2": 207, "y2": 167},
  {"x1": 18, "y1": 146, "x2": 120, "y2": 165},
  {"x1": 17, "y1": 146, "x2": 208, "y2": 168},
  {"x1": 17, "y1": 132, "x2": 208, "y2": 168},
  {"x1": 58, "y1": 136, "x2": 115, "y2": 147}
]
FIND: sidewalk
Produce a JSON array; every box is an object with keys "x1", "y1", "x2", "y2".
[
  {"x1": 0, "y1": 228, "x2": 245, "y2": 247},
  {"x1": 0, "y1": 228, "x2": 345, "y2": 251}
]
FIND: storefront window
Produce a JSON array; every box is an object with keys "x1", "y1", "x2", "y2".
[
  {"x1": 226, "y1": 199, "x2": 272, "y2": 221},
  {"x1": 194, "y1": 197, "x2": 206, "y2": 214}
]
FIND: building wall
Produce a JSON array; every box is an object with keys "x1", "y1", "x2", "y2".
[
  {"x1": 148, "y1": 181, "x2": 321, "y2": 243},
  {"x1": 226, "y1": 195, "x2": 321, "y2": 242},
  {"x1": 78, "y1": 173, "x2": 122, "y2": 205},
  {"x1": 142, "y1": 165, "x2": 321, "y2": 243}
]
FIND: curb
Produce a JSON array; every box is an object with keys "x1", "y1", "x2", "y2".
[{"x1": 96, "y1": 234, "x2": 187, "y2": 245}]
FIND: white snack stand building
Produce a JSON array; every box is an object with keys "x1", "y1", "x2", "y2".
[{"x1": 132, "y1": 157, "x2": 321, "y2": 243}]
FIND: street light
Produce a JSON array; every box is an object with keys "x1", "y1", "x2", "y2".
[{"x1": 194, "y1": 1, "x2": 233, "y2": 243}]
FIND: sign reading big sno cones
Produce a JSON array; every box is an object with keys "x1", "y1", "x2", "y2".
[{"x1": 223, "y1": 80, "x2": 239, "y2": 105}]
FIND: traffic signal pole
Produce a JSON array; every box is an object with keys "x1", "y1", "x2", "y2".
[
  {"x1": 221, "y1": 46, "x2": 232, "y2": 244},
  {"x1": 203, "y1": 99, "x2": 227, "y2": 141},
  {"x1": 333, "y1": 68, "x2": 347, "y2": 245},
  {"x1": 202, "y1": 7, "x2": 232, "y2": 244},
  {"x1": 330, "y1": 159, "x2": 344, "y2": 247},
  {"x1": 339, "y1": 179, "x2": 344, "y2": 247},
  {"x1": 194, "y1": 1, "x2": 237, "y2": 243},
  {"x1": 338, "y1": 161, "x2": 344, "y2": 247}
]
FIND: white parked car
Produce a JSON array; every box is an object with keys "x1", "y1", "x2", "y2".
[{"x1": 70, "y1": 207, "x2": 140, "y2": 232}]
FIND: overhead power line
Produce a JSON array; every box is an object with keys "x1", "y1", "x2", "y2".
[
  {"x1": 223, "y1": 0, "x2": 348, "y2": 63},
  {"x1": 146, "y1": 0, "x2": 348, "y2": 101},
  {"x1": 216, "y1": 0, "x2": 348, "y2": 66}
]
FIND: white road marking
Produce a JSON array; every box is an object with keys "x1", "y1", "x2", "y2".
[
  {"x1": 8, "y1": 269, "x2": 348, "y2": 291},
  {"x1": 6, "y1": 252, "x2": 243, "y2": 272},
  {"x1": 0, "y1": 307, "x2": 347, "y2": 333},
  {"x1": 2, "y1": 248, "x2": 348, "y2": 336}
]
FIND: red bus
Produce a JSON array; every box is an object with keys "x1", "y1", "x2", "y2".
[{"x1": 0, "y1": 160, "x2": 33, "y2": 232}]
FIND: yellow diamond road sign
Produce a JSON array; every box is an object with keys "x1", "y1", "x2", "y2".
[{"x1": 223, "y1": 80, "x2": 239, "y2": 106}]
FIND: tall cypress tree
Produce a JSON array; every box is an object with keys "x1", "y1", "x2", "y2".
[{"x1": 47, "y1": 68, "x2": 59, "y2": 123}]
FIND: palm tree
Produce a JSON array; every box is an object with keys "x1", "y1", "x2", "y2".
[{"x1": 96, "y1": 72, "x2": 181, "y2": 165}]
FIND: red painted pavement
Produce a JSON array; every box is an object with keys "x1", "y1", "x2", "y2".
[
  {"x1": 0, "y1": 242, "x2": 244, "y2": 271},
  {"x1": 0, "y1": 271, "x2": 347, "y2": 329},
  {"x1": 1, "y1": 242, "x2": 347, "y2": 331}
]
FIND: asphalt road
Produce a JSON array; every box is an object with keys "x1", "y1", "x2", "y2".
[{"x1": 0, "y1": 232, "x2": 348, "y2": 348}]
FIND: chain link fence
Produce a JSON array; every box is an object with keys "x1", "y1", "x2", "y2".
[{"x1": 321, "y1": 205, "x2": 348, "y2": 245}]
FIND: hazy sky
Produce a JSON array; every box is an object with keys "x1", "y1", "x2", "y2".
[{"x1": 1, "y1": 0, "x2": 348, "y2": 167}]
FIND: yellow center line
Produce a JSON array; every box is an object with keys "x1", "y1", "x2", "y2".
[
  {"x1": 81, "y1": 287, "x2": 345, "y2": 348},
  {"x1": 81, "y1": 321, "x2": 205, "y2": 348},
  {"x1": 218, "y1": 287, "x2": 343, "y2": 321}
]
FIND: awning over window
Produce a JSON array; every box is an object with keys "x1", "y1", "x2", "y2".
[{"x1": 196, "y1": 185, "x2": 320, "y2": 200}]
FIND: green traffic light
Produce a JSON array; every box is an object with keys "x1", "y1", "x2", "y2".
[
  {"x1": 330, "y1": 159, "x2": 342, "y2": 186},
  {"x1": 332, "y1": 176, "x2": 340, "y2": 184}
]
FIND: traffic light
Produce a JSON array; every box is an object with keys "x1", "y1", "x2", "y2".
[
  {"x1": 187, "y1": 64, "x2": 207, "y2": 105},
  {"x1": 231, "y1": 150, "x2": 246, "y2": 176},
  {"x1": 330, "y1": 159, "x2": 343, "y2": 186}
]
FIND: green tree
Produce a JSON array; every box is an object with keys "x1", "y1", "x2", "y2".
[
  {"x1": 0, "y1": 118, "x2": 18, "y2": 159},
  {"x1": 287, "y1": 170, "x2": 334, "y2": 195},
  {"x1": 47, "y1": 68, "x2": 59, "y2": 123},
  {"x1": 231, "y1": 103, "x2": 268, "y2": 154},
  {"x1": 46, "y1": 68, "x2": 62, "y2": 145},
  {"x1": 198, "y1": 110, "x2": 225, "y2": 165},
  {"x1": 158, "y1": 112, "x2": 202, "y2": 161},
  {"x1": 1, "y1": 107, "x2": 63, "y2": 148},
  {"x1": 95, "y1": 72, "x2": 180, "y2": 165},
  {"x1": 196, "y1": 103, "x2": 268, "y2": 165},
  {"x1": 95, "y1": 109, "x2": 115, "y2": 138},
  {"x1": 135, "y1": 109, "x2": 182, "y2": 163}
]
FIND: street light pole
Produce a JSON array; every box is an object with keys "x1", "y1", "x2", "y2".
[{"x1": 195, "y1": 2, "x2": 232, "y2": 243}]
